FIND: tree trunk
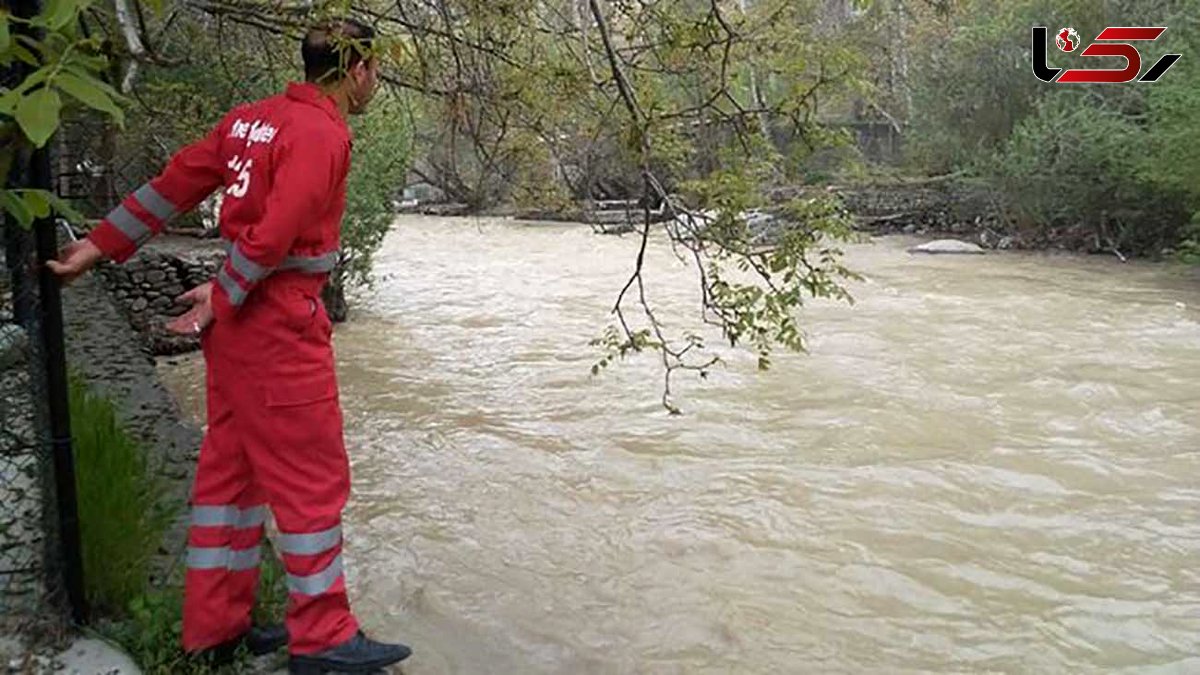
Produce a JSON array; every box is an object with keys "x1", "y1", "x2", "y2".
[{"x1": 321, "y1": 274, "x2": 348, "y2": 323}]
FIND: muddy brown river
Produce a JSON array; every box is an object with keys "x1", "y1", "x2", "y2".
[{"x1": 159, "y1": 215, "x2": 1200, "y2": 674}]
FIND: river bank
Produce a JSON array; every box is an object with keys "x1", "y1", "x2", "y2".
[{"x1": 403, "y1": 176, "x2": 1184, "y2": 260}]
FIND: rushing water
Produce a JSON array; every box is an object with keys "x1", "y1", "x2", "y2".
[{"x1": 160, "y1": 215, "x2": 1200, "y2": 674}]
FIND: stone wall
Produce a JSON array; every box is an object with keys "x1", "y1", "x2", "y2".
[
  {"x1": 838, "y1": 179, "x2": 1006, "y2": 234},
  {"x1": 762, "y1": 177, "x2": 1021, "y2": 249},
  {"x1": 1, "y1": 237, "x2": 206, "y2": 618},
  {"x1": 61, "y1": 272, "x2": 202, "y2": 577},
  {"x1": 95, "y1": 237, "x2": 225, "y2": 356}
]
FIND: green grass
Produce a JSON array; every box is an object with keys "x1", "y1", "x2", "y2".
[
  {"x1": 69, "y1": 375, "x2": 289, "y2": 673},
  {"x1": 69, "y1": 374, "x2": 175, "y2": 616},
  {"x1": 95, "y1": 545, "x2": 288, "y2": 675},
  {"x1": 253, "y1": 547, "x2": 288, "y2": 628}
]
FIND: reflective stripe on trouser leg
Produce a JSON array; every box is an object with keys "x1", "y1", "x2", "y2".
[
  {"x1": 227, "y1": 498, "x2": 268, "y2": 627},
  {"x1": 184, "y1": 499, "x2": 266, "y2": 651},
  {"x1": 278, "y1": 533, "x2": 354, "y2": 655},
  {"x1": 182, "y1": 380, "x2": 266, "y2": 653},
  {"x1": 238, "y1": 368, "x2": 359, "y2": 655},
  {"x1": 280, "y1": 523, "x2": 344, "y2": 596}
]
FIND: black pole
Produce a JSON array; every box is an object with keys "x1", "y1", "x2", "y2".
[
  {"x1": 31, "y1": 146, "x2": 88, "y2": 625},
  {"x1": 7, "y1": 0, "x2": 89, "y2": 623}
]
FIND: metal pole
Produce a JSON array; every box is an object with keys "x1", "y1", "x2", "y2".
[
  {"x1": 31, "y1": 145, "x2": 88, "y2": 625},
  {"x1": 6, "y1": 0, "x2": 89, "y2": 622}
]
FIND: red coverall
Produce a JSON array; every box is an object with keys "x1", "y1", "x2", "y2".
[{"x1": 87, "y1": 82, "x2": 360, "y2": 655}]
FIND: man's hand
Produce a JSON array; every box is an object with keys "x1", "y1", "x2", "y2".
[
  {"x1": 46, "y1": 239, "x2": 104, "y2": 284},
  {"x1": 166, "y1": 282, "x2": 215, "y2": 336}
]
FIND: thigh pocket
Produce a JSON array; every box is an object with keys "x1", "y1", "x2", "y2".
[{"x1": 264, "y1": 371, "x2": 338, "y2": 408}]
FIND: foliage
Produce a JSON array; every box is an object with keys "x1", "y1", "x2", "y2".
[
  {"x1": 573, "y1": 0, "x2": 866, "y2": 411},
  {"x1": 69, "y1": 374, "x2": 174, "y2": 616},
  {"x1": 339, "y1": 91, "x2": 412, "y2": 292},
  {"x1": 98, "y1": 586, "x2": 205, "y2": 675},
  {"x1": 905, "y1": 0, "x2": 1200, "y2": 257},
  {"x1": 983, "y1": 94, "x2": 1187, "y2": 254},
  {"x1": 15, "y1": 0, "x2": 872, "y2": 410},
  {"x1": 98, "y1": 546, "x2": 287, "y2": 674},
  {"x1": 71, "y1": 374, "x2": 287, "y2": 672},
  {"x1": 252, "y1": 548, "x2": 287, "y2": 628},
  {"x1": 0, "y1": 0, "x2": 122, "y2": 228}
]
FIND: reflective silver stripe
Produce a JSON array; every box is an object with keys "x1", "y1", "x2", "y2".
[
  {"x1": 235, "y1": 505, "x2": 267, "y2": 529},
  {"x1": 191, "y1": 505, "x2": 237, "y2": 527},
  {"x1": 229, "y1": 242, "x2": 269, "y2": 283},
  {"x1": 219, "y1": 240, "x2": 339, "y2": 275},
  {"x1": 287, "y1": 554, "x2": 343, "y2": 596},
  {"x1": 106, "y1": 205, "x2": 152, "y2": 244},
  {"x1": 187, "y1": 546, "x2": 261, "y2": 571},
  {"x1": 187, "y1": 546, "x2": 228, "y2": 569},
  {"x1": 133, "y1": 183, "x2": 177, "y2": 221},
  {"x1": 191, "y1": 504, "x2": 266, "y2": 528},
  {"x1": 279, "y1": 250, "x2": 339, "y2": 273},
  {"x1": 216, "y1": 266, "x2": 246, "y2": 306},
  {"x1": 229, "y1": 547, "x2": 262, "y2": 571},
  {"x1": 277, "y1": 524, "x2": 341, "y2": 556}
]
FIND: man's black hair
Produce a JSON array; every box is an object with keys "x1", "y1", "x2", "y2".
[{"x1": 302, "y1": 19, "x2": 376, "y2": 84}]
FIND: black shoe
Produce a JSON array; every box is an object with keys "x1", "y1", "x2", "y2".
[
  {"x1": 243, "y1": 623, "x2": 290, "y2": 655},
  {"x1": 288, "y1": 631, "x2": 411, "y2": 674},
  {"x1": 198, "y1": 624, "x2": 289, "y2": 666}
]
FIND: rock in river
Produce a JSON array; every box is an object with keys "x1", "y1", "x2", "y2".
[{"x1": 908, "y1": 239, "x2": 985, "y2": 255}]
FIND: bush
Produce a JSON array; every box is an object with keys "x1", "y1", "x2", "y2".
[
  {"x1": 982, "y1": 94, "x2": 1188, "y2": 255},
  {"x1": 323, "y1": 92, "x2": 413, "y2": 321},
  {"x1": 340, "y1": 93, "x2": 412, "y2": 291},
  {"x1": 904, "y1": 0, "x2": 1198, "y2": 255}
]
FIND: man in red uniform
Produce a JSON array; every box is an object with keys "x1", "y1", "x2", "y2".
[{"x1": 49, "y1": 19, "x2": 411, "y2": 675}]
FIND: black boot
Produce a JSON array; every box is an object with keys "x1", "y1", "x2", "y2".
[
  {"x1": 196, "y1": 623, "x2": 289, "y2": 667},
  {"x1": 288, "y1": 631, "x2": 411, "y2": 674}
]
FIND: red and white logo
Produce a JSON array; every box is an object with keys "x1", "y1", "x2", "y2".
[
  {"x1": 1056, "y1": 27, "x2": 1080, "y2": 52},
  {"x1": 1033, "y1": 26, "x2": 1182, "y2": 83}
]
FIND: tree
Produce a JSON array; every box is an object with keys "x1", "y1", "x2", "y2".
[
  {"x1": 325, "y1": 92, "x2": 412, "y2": 321},
  {"x1": 9, "y1": 0, "x2": 872, "y2": 412}
]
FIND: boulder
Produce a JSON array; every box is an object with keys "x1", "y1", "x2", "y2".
[
  {"x1": 0, "y1": 323, "x2": 28, "y2": 370},
  {"x1": 908, "y1": 239, "x2": 985, "y2": 255},
  {"x1": 57, "y1": 637, "x2": 141, "y2": 674}
]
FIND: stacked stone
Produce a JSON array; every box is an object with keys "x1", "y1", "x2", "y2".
[
  {"x1": 837, "y1": 181, "x2": 1010, "y2": 244},
  {"x1": 98, "y1": 250, "x2": 224, "y2": 356}
]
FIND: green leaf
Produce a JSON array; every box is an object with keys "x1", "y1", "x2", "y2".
[
  {"x1": 17, "y1": 189, "x2": 51, "y2": 218},
  {"x1": 0, "y1": 67, "x2": 48, "y2": 115},
  {"x1": 44, "y1": 193, "x2": 84, "y2": 223},
  {"x1": 0, "y1": 190, "x2": 34, "y2": 228},
  {"x1": 55, "y1": 72, "x2": 124, "y2": 125},
  {"x1": 38, "y1": 0, "x2": 77, "y2": 30},
  {"x1": 64, "y1": 64, "x2": 126, "y2": 103},
  {"x1": 10, "y1": 43, "x2": 38, "y2": 66},
  {"x1": 65, "y1": 53, "x2": 110, "y2": 73},
  {"x1": 15, "y1": 86, "x2": 61, "y2": 147},
  {"x1": 0, "y1": 14, "x2": 11, "y2": 54}
]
